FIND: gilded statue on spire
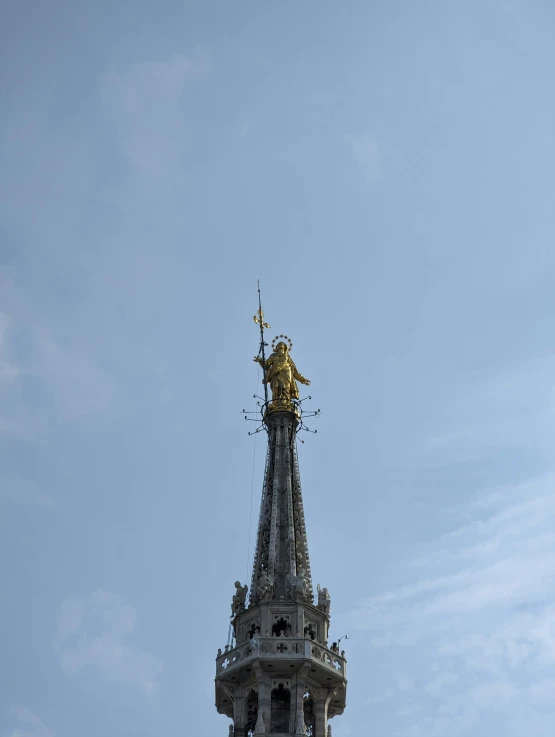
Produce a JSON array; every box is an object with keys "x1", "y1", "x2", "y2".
[{"x1": 254, "y1": 334, "x2": 310, "y2": 410}]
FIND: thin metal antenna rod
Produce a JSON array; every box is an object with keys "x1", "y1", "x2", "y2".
[{"x1": 257, "y1": 280, "x2": 269, "y2": 408}]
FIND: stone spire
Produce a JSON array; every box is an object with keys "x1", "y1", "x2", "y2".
[
  {"x1": 249, "y1": 409, "x2": 313, "y2": 607},
  {"x1": 215, "y1": 310, "x2": 347, "y2": 736}
]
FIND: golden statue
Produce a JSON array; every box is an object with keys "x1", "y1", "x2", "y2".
[{"x1": 254, "y1": 335, "x2": 310, "y2": 408}]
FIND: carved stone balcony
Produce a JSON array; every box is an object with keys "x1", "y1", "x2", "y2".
[{"x1": 216, "y1": 636, "x2": 347, "y2": 685}]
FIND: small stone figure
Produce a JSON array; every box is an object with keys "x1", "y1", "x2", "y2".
[
  {"x1": 231, "y1": 581, "x2": 248, "y2": 617},
  {"x1": 217, "y1": 648, "x2": 222, "y2": 657},
  {"x1": 327, "y1": 725, "x2": 332, "y2": 737},
  {"x1": 290, "y1": 566, "x2": 310, "y2": 601},
  {"x1": 248, "y1": 622, "x2": 261, "y2": 640},
  {"x1": 331, "y1": 642, "x2": 338, "y2": 652},
  {"x1": 254, "y1": 710, "x2": 266, "y2": 735},
  {"x1": 229, "y1": 726, "x2": 234, "y2": 737},
  {"x1": 317, "y1": 584, "x2": 331, "y2": 616},
  {"x1": 257, "y1": 568, "x2": 274, "y2": 601},
  {"x1": 296, "y1": 708, "x2": 308, "y2": 735},
  {"x1": 304, "y1": 623, "x2": 316, "y2": 640}
]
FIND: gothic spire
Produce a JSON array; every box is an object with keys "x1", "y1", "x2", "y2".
[
  {"x1": 215, "y1": 300, "x2": 347, "y2": 736},
  {"x1": 249, "y1": 409, "x2": 313, "y2": 606},
  {"x1": 250, "y1": 300, "x2": 314, "y2": 605}
]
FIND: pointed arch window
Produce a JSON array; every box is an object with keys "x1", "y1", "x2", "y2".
[
  {"x1": 272, "y1": 617, "x2": 289, "y2": 637},
  {"x1": 303, "y1": 690, "x2": 315, "y2": 736},
  {"x1": 245, "y1": 689, "x2": 259, "y2": 736},
  {"x1": 270, "y1": 683, "x2": 291, "y2": 733}
]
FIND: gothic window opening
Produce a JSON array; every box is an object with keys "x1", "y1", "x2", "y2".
[
  {"x1": 245, "y1": 689, "x2": 259, "y2": 736},
  {"x1": 270, "y1": 683, "x2": 291, "y2": 733},
  {"x1": 272, "y1": 617, "x2": 289, "y2": 637},
  {"x1": 304, "y1": 622, "x2": 316, "y2": 640},
  {"x1": 247, "y1": 622, "x2": 260, "y2": 640},
  {"x1": 303, "y1": 690, "x2": 315, "y2": 736}
]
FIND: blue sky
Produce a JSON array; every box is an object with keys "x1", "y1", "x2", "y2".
[{"x1": 2, "y1": 1, "x2": 555, "y2": 735}]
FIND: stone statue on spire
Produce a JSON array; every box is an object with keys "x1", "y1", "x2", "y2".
[{"x1": 231, "y1": 581, "x2": 248, "y2": 617}]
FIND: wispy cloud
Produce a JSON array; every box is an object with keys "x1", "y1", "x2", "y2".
[
  {"x1": 347, "y1": 132, "x2": 379, "y2": 181},
  {"x1": 55, "y1": 590, "x2": 162, "y2": 695},
  {"x1": 33, "y1": 334, "x2": 112, "y2": 420},
  {"x1": 0, "y1": 312, "x2": 19, "y2": 384},
  {"x1": 240, "y1": 118, "x2": 254, "y2": 139},
  {"x1": 352, "y1": 479, "x2": 555, "y2": 734},
  {"x1": 105, "y1": 50, "x2": 209, "y2": 184},
  {"x1": 407, "y1": 355, "x2": 555, "y2": 468},
  {"x1": 6, "y1": 707, "x2": 54, "y2": 737},
  {"x1": 0, "y1": 476, "x2": 57, "y2": 508},
  {"x1": 0, "y1": 275, "x2": 113, "y2": 439},
  {"x1": 350, "y1": 358, "x2": 555, "y2": 736}
]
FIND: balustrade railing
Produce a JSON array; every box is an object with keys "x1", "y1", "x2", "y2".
[{"x1": 216, "y1": 637, "x2": 346, "y2": 676}]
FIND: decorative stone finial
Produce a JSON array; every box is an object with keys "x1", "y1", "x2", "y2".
[
  {"x1": 254, "y1": 711, "x2": 266, "y2": 735},
  {"x1": 317, "y1": 583, "x2": 331, "y2": 616},
  {"x1": 295, "y1": 708, "x2": 308, "y2": 735}
]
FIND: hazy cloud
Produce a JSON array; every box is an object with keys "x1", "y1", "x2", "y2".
[
  {"x1": 408, "y1": 355, "x2": 555, "y2": 468},
  {"x1": 55, "y1": 591, "x2": 162, "y2": 695},
  {"x1": 6, "y1": 707, "x2": 54, "y2": 737},
  {"x1": 105, "y1": 50, "x2": 209, "y2": 183},
  {"x1": 349, "y1": 354, "x2": 555, "y2": 736},
  {"x1": 352, "y1": 472, "x2": 555, "y2": 736},
  {"x1": 347, "y1": 132, "x2": 379, "y2": 181},
  {"x1": 0, "y1": 476, "x2": 57, "y2": 508},
  {"x1": 0, "y1": 277, "x2": 113, "y2": 438},
  {"x1": 240, "y1": 118, "x2": 254, "y2": 139},
  {"x1": 0, "y1": 312, "x2": 18, "y2": 384}
]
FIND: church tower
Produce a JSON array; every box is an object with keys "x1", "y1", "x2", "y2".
[{"x1": 215, "y1": 301, "x2": 348, "y2": 736}]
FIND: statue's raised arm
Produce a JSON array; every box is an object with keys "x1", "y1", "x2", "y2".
[{"x1": 290, "y1": 359, "x2": 310, "y2": 387}]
